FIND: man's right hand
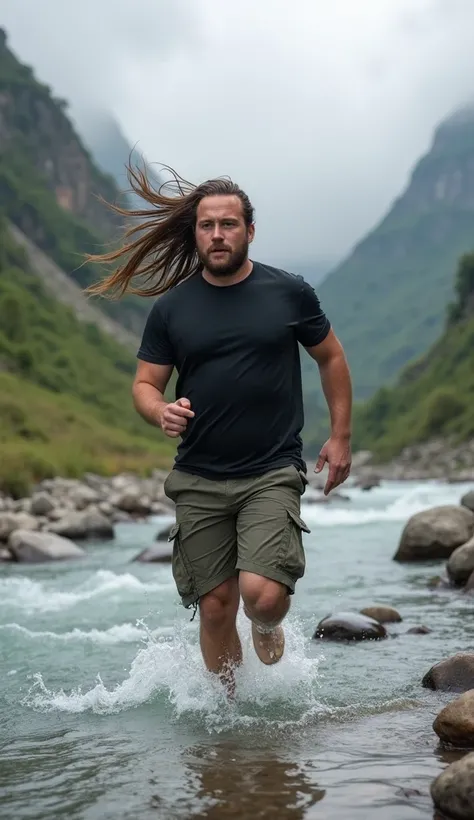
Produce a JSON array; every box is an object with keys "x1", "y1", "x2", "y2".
[{"x1": 159, "y1": 397, "x2": 195, "y2": 438}]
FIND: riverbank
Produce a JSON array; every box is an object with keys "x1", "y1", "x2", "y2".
[{"x1": 346, "y1": 437, "x2": 474, "y2": 483}]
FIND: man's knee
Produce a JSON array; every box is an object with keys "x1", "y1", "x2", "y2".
[
  {"x1": 240, "y1": 572, "x2": 289, "y2": 622},
  {"x1": 199, "y1": 578, "x2": 239, "y2": 631}
]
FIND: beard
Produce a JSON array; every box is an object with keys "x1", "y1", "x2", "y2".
[{"x1": 199, "y1": 239, "x2": 249, "y2": 277}]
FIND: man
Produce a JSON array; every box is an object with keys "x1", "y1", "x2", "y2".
[{"x1": 87, "y1": 169, "x2": 352, "y2": 693}]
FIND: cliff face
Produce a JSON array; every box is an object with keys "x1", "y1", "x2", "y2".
[{"x1": 317, "y1": 105, "x2": 474, "y2": 399}]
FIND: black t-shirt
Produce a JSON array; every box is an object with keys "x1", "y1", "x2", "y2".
[{"x1": 137, "y1": 261, "x2": 330, "y2": 479}]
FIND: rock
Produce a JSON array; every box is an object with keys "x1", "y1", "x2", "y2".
[
  {"x1": 393, "y1": 505, "x2": 474, "y2": 562},
  {"x1": 431, "y1": 751, "x2": 474, "y2": 820},
  {"x1": 313, "y1": 612, "x2": 387, "y2": 642},
  {"x1": 461, "y1": 490, "x2": 474, "y2": 513},
  {"x1": 406, "y1": 625, "x2": 432, "y2": 635},
  {"x1": 359, "y1": 605, "x2": 402, "y2": 623},
  {"x1": 113, "y1": 489, "x2": 152, "y2": 516},
  {"x1": 464, "y1": 570, "x2": 474, "y2": 594},
  {"x1": 69, "y1": 485, "x2": 102, "y2": 510},
  {"x1": 156, "y1": 522, "x2": 176, "y2": 541},
  {"x1": 151, "y1": 501, "x2": 174, "y2": 516},
  {"x1": 30, "y1": 492, "x2": 55, "y2": 517},
  {"x1": 447, "y1": 538, "x2": 474, "y2": 585},
  {"x1": 423, "y1": 654, "x2": 474, "y2": 693},
  {"x1": 0, "y1": 512, "x2": 38, "y2": 541},
  {"x1": 8, "y1": 530, "x2": 85, "y2": 563},
  {"x1": 48, "y1": 507, "x2": 71, "y2": 522},
  {"x1": 98, "y1": 501, "x2": 113, "y2": 517},
  {"x1": 427, "y1": 574, "x2": 453, "y2": 590},
  {"x1": 433, "y1": 691, "x2": 474, "y2": 748},
  {"x1": 132, "y1": 545, "x2": 172, "y2": 563},
  {"x1": 111, "y1": 510, "x2": 132, "y2": 523},
  {"x1": 0, "y1": 548, "x2": 13, "y2": 561},
  {"x1": 48, "y1": 509, "x2": 114, "y2": 540}
]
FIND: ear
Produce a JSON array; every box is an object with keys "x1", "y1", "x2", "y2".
[{"x1": 248, "y1": 223, "x2": 255, "y2": 244}]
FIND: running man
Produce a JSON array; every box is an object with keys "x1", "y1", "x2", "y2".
[{"x1": 87, "y1": 167, "x2": 352, "y2": 691}]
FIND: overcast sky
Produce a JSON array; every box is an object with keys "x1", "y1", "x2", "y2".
[{"x1": 3, "y1": 0, "x2": 474, "y2": 268}]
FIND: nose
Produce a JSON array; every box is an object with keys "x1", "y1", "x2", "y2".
[{"x1": 211, "y1": 223, "x2": 224, "y2": 241}]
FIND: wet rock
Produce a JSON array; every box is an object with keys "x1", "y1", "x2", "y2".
[
  {"x1": 30, "y1": 492, "x2": 55, "y2": 517},
  {"x1": 406, "y1": 625, "x2": 432, "y2": 635},
  {"x1": 156, "y1": 523, "x2": 176, "y2": 541},
  {"x1": 431, "y1": 752, "x2": 474, "y2": 820},
  {"x1": 81, "y1": 508, "x2": 114, "y2": 539},
  {"x1": 434, "y1": 691, "x2": 474, "y2": 748},
  {"x1": 423, "y1": 654, "x2": 474, "y2": 693},
  {"x1": 359, "y1": 605, "x2": 402, "y2": 623},
  {"x1": 132, "y1": 545, "x2": 172, "y2": 563},
  {"x1": 461, "y1": 490, "x2": 474, "y2": 513},
  {"x1": 8, "y1": 530, "x2": 85, "y2": 563},
  {"x1": 447, "y1": 538, "x2": 474, "y2": 586},
  {"x1": 313, "y1": 612, "x2": 387, "y2": 642},
  {"x1": 393, "y1": 505, "x2": 474, "y2": 562},
  {"x1": 48, "y1": 509, "x2": 114, "y2": 540},
  {"x1": 0, "y1": 512, "x2": 38, "y2": 541},
  {"x1": 427, "y1": 574, "x2": 453, "y2": 590}
]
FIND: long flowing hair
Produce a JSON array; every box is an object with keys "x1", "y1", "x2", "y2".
[{"x1": 85, "y1": 163, "x2": 254, "y2": 299}]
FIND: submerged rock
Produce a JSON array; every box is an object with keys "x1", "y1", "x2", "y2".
[
  {"x1": 132, "y1": 545, "x2": 172, "y2": 563},
  {"x1": 359, "y1": 605, "x2": 402, "y2": 623},
  {"x1": 406, "y1": 625, "x2": 432, "y2": 635},
  {"x1": 431, "y1": 752, "x2": 474, "y2": 820},
  {"x1": 393, "y1": 505, "x2": 474, "y2": 562},
  {"x1": 313, "y1": 612, "x2": 387, "y2": 642},
  {"x1": 447, "y1": 538, "x2": 474, "y2": 585},
  {"x1": 433, "y1": 691, "x2": 474, "y2": 748},
  {"x1": 8, "y1": 530, "x2": 85, "y2": 563},
  {"x1": 423, "y1": 653, "x2": 474, "y2": 693}
]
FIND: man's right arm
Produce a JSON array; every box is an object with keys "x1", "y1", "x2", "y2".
[{"x1": 132, "y1": 361, "x2": 194, "y2": 437}]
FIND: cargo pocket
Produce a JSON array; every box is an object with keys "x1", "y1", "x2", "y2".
[
  {"x1": 168, "y1": 523, "x2": 195, "y2": 604},
  {"x1": 279, "y1": 509, "x2": 311, "y2": 581}
]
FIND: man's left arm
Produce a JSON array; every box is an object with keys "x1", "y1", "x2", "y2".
[{"x1": 305, "y1": 329, "x2": 352, "y2": 494}]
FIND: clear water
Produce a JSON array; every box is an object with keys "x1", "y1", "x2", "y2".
[{"x1": 1, "y1": 480, "x2": 473, "y2": 819}]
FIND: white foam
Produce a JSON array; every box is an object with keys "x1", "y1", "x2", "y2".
[
  {"x1": 0, "y1": 621, "x2": 159, "y2": 644},
  {"x1": 0, "y1": 570, "x2": 173, "y2": 613},
  {"x1": 22, "y1": 610, "x2": 328, "y2": 732}
]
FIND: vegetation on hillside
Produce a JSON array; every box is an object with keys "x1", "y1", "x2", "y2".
[
  {"x1": 0, "y1": 219, "x2": 174, "y2": 496},
  {"x1": 353, "y1": 252, "x2": 474, "y2": 460}
]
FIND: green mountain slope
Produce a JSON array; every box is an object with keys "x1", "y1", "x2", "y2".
[
  {"x1": 0, "y1": 217, "x2": 174, "y2": 496},
  {"x1": 354, "y1": 253, "x2": 474, "y2": 460},
  {"x1": 0, "y1": 28, "x2": 150, "y2": 335},
  {"x1": 317, "y1": 106, "x2": 474, "y2": 399}
]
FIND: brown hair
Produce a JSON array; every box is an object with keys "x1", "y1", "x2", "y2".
[{"x1": 85, "y1": 163, "x2": 254, "y2": 299}]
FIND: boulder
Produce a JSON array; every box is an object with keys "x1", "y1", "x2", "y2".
[
  {"x1": 30, "y1": 492, "x2": 55, "y2": 517},
  {"x1": 132, "y1": 545, "x2": 172, "y2": 563},
  {"x1": 98, "y1": 501, "x2": 114, "y2": 517},
  {"x1": 433, "y1": 690, "x2": 474, "y2": 747},
  {"x1": 393, "y1": 505, "x2": 474, "y2": 562},
  {"x1": 48, "y1": 509, "x2": 114, "y2": 540},
  {"x1": 113, "y1": 489, "x2": 152, "y2": 516},
  {"x1": 447, "y1": 538, "x2": 474, "y2": 585},
  {"x1": 69, "y1": 484, "x2": 102, "y2": 510},
  {"x1": 359, "y1": 605, "x2": 402, "y2": 623},
  {"x1": 8, "y1": 530, "x2": 85, "y2": 563},
  {"x1": 431, "y1": 752, "x2": 474, "y2": 820},
  {"x1": 111, "y1": 510, "x2": 132, "y2": 523},
  {"x1": 423, "y1": 654, "x2": 474, "y2": 693},
  {"x1": 461, "y1": 490, "x2": 474, "y2": 513},
  {"x1": 406, "y1": 625, "x2": 432, "y2": 635},
  {"x1": 0, "y1": 512, "x2": 38, "y2": 541},
  {"x1": 313, "y1": 612, "x2": 387, "y2": 642},
  {"x1": 464, "y1": 570, "x2": 474, "y2": 594},
  {"x1": 81, "y1": 508, "x2": 114, "y2": 540},
  {"x1": 0, "y1": 548, "x2": 13, "y2": 561}
]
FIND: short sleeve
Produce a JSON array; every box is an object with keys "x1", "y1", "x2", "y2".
[
  {"x1": 295, "y1": 279, "x2": 331, "y2": 347},
  {"x1": 137, "y1": 301, "x2": 175, "y2": 365}
]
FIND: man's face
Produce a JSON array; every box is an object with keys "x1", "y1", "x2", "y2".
[{"x1": 195, "y1": 195, "x2": 254, "y2": 276}]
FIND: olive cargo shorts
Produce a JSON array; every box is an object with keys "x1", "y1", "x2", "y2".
[{"x1": 163, "y1": 465, "x2": 311, "y2": 609}]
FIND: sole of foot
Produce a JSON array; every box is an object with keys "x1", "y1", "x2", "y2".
[{"x1": 251, "y1": 623, "x2": 285, "y2": 665}]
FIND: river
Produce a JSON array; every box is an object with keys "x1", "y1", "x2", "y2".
[{"x1": 1, "y1": 479, "x2": 473, "y2": 819}]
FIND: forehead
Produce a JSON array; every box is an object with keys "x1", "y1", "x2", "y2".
[{"x1": 196, "y1": 195, "x2": 244, "y2": 222}]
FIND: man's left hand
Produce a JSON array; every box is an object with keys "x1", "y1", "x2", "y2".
[{"x1": 314, "y1": 436, "x2": 352, "y2": 496}]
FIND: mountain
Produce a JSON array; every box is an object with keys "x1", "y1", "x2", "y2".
[
  {"x1": 0, "y1": 29, "x2": 151, "y2": 336},
  {"x1": 317, "y1": 106, "x2": 474, "y2": 400},
  {"x1": 353, "y1": 252, "x2": 474, "y2": 460}
]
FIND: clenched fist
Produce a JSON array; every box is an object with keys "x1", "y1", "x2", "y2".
[{"x1": 159, "y1": 397, "x2": 195, "y2": 438}]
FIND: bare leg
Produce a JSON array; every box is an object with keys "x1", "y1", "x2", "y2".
[
  {"x1": 239, "y1": 572, "x2": 289, "y2": 665},
  {"x1": 199, "y1": 578, "x2": 242, "y2": 693}
]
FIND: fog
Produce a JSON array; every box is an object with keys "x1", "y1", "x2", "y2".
[{"x1": 3, "y1": 0, "x2": 474, "y2": 267}]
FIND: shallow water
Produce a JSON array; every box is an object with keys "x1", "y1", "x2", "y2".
[{"x1": 1, "y1": 480, "x2": 473, "y2": 819}]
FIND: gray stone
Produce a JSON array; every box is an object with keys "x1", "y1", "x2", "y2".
[
  {"x1": 464, "y1": 570, "x2": 474, "y2": 594},
  {"x1": 423, "y1": 654, "x2": 474, "y2": 693},
  {"x1": 447, "y1": 538, "x2": 474, "y2": 585},
  {"x1": 30, "y1": 492, "x2": 55, "y2": 517},
  {"x1": 113, "y1": 489, "x2": 152, "y2": 515},
  {"x1": 313, "y1": 612, "x2": 387, "y2": 642},
  {"x1": 0, "y1": 547, "x2": 13, "y2": 561},
  {"x1": 48, "y1": 509, "x2": 114, "y2": 540},
  {"x1": 461, "y1": 490, "x2": 474, "y2": 513},
  {"x1": 406, "y1": 625, "x2": 432, "y2": 635},
  {"x1": 8, "y1": 530, "x2": 85, "y2": 563},
  {"x1": 69, "y1": 484, "x2": 102, "y2": 510},
  {"x1": 132, "y1": 545, "x2": 172, "y2": 563},
  {"x1": 393, "y1": 505, "x2": 474, "y2": 562},
  {"x1": 359, "y1": 605, "x2": 402, "y2": 623},
  {"x1": 0, "y1": 512, "x2": 38, "y2": 541},
  {"x1": 433, "y1": 690, "x2": 474, "y2": 748},
  {"x1": 431, "y1": 752, "x2": 474, "y2": 820}
]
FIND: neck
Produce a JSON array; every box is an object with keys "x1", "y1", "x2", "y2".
[{"x1": 202, "y1": 258, "x2": 253, "y2": 287}]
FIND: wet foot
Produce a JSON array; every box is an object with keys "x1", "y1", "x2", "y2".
[{"x1": 251, "y1": 624, "x2": 285, "y2": 665}]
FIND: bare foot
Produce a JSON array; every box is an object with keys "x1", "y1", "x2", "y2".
[{"x1": 251, "y1": 623, "x2": 285, "y2": 665}]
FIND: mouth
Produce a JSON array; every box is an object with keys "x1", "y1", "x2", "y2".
[{"x1": 210, "y1": 249, "x2": 230, "y2": 255}]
